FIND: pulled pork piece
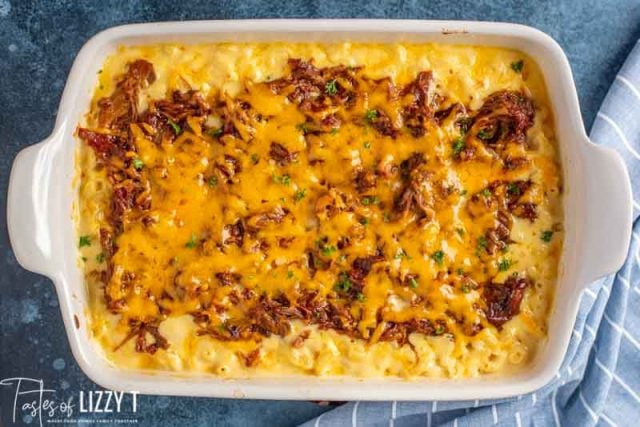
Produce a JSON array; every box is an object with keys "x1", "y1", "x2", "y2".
[
  {"x1": 394, "y1": 168, "x2": 435, "y2": 221},
  {"x1": 484, "y1": 209, "x2": 512, "y2": 255},
  {"x1": 223, "y1": 219, "x2": 245, "y2": 246},
  {"x1": 154, "y1": 90, "x2": 210, "y2": 121},
  {"x1": 483, "y1": 275, "x2": 531, "y2": 327},
  {"x1": 268, "y1": 58, "x2": 359, "y2": 113},
  {"x1": 399, "y1": 152, "x2": 426, "y2": 179},
  {"x1": 353, "y1": 169, "x2": 377, "y2": 193},
  {"x1": 269, "y1": 142, "x2": 298, "y2": 166},
  {"x1": 246, "y1": 206, "x2": 289, "y2": 230},
  {"x1": 250, "y1": 294, "x2": 297, "y2": 337},
  {"x1": 77, "y1": 128, "x2": 128, "y2": 161},
  {"x1": 115, "y1": 321, "x2": 169, "y2": 354},
  {"x1": 472, "y1": 91, "x2": 535, "y2": 148},
  {"x1": 215, "y1": 272, "x2": 242, "y2": 286},
  {"x1": 214, "y1": 154, "x2": 241, "y2": 184},
  {"x1": 400, "y1": 71, "x2": 435, "y2": 137},
  {"x1": 367, "y1": 109, "x2": 398, "y2": 138},
  {"x1": 97, "y1": 59, "x2": 156, "y2": 132},
  {"x1": 334, "y1": 250, "x2": 385, "y2": 300},
  {"x1": 379, "y1": 318, "x2": 446, "y2": 344}
]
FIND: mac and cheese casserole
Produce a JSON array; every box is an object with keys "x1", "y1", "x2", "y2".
[{"x1": 76, "y1": 42, "x2": 563, "y2": 378}]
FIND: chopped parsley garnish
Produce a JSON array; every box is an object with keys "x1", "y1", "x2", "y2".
[
  {"x1": 78, "y1": 235, "x2": 91, "y2": 248},
  {"x1": 167, "y1": 119, "x2": 181, "y2": 135},
  {"x1": 132, "y1": 158, "x2": 144, "y2": 170},
  {"x1": 356, "y1": 292, "x2": 365, "y2": 302},
  {"x1": 383, "y1": 212, "x2": 391, "y2": 223},
  {"x1": 435, "y1": 325, "x2": 445, "y2": 335},
  {"x1": 209, "y1": 128, "x2": 223, "y2": 138},
  {"x1": 394, "y1": 249, "x2": 411, "y2": 260},
  {"x1": 81, "y1": 256, "x2": 88, "y2": 262},
  {"x1": 498, "y1": 258, "x2": 512, "y2": 272},
  {"x1": 296, "y1": 123, "x2": 310, "y2": 134},
  {"x1": 507, "y1": 182, "x2": 521, "y2": 196},
  {"x1": 457, "y1": 117, "x2": 472, "y2": 134},
  {"x1": 431, "y1": 250, "x2": 445, "y2": 265},
  {"x1": 482, "y1": 188, "x2": 492, "y2": 198},
  {"x1": 361, "y1": 195, "x2": 380, "y2": 205},
  {"x1": 359, "y1": 217, "x2": 370, "y2": 226},
  {"x1": 324, "y1": 79, "x2": 338, "y2": 96},
  {"x1": 251, "y1": 153, "x2": 260, "y2": 164},
  {"x1": 459, "y1": 189, "x2": 468, "y2": 196},
  {"x1": 461, "y1": 283, "x2": 471, "y2": 293},
  {"x1": 273, "y1": 174, "x2": 291, "y2": 186},
  {"x1": 541, "y1": 230, "x2": 554, "y2": 242},
  {"x1": 455, "y1": 227, "x2": 465, "y2": 237},
  {"x1": 477, "y1": 236, "x2": 488, "y2": 252},
  {"x1": 477, "y1": 128, "x2": 493, "y2": 140},
  {"x1": 208, "y1": 176, "x2": 218, "y2": 187},
  {"x1": 330, "y1": 127, "x2": 339, "y2": 135},
  {"x1": 321, "y1": 245, "x2": 337, "y2": 257},
  {"x1": 334, "y1": 273, "x2": 352, "y2": 292},
  {"x1": 287, "y1": 270, "x2": 294, "y2": 279},
  {"x1": 96, "y1": 253, "x2": 106, "y2": 263},
  {"x1": 456, "y1": 268, "x2": 465, "y2": 275},
  {"x1": 511, "y1": 59, "x2": 524, "y2": 73},
  {"x1": 363, "y1": 141, "x2": 372, "y2": 149},
  {"x1": 293, "y1": 189, "x2": 306, "y2": 202},
  {"x1": 409, "y1": 277, "x2": 419, "y2": 288},
  {"x1": 365, "y1": 109, "x2": 379, "y2": 123},
  {"x1": 185, "y1": 233, "x2": 198, "y2": 249},
  {"x1": 452, "y1": 138, "x2": 466, "y2": 156}
]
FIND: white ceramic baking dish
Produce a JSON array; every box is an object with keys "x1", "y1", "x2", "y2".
[{"x1": 7, "y1": 19, "x2": 633, "y2": 401}]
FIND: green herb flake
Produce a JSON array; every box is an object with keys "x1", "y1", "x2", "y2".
[
  {"x1": 482, "y1": 188, "x2": 492, "y2": 198},
  {"x1": 477, "y1": 128, "x2": 493, "y2": 140},
  {"x1": 167, "y1": 119, "x2": 181, "y2": 135},
  {"x1": 96, "y1": 253, "x2": 106, "y2": 263},
  {"x1": 457, "y1": 117, "x2": 472, "y2": 135},
  {"x1": 365, "y1": 109, "x2": 379, "y2": 123},
  {"x1": 334, "y1": 273, "x2": 353, "y2": 293},
  {"x1": 78, "y1": 235, "x2": 92, "y2": 248},
  {"x1": 361, "y1": 195, "x2": 380, "y2": 206},
  {"x1": 477, "y1": 236, "x2": 488, "y2": 252},
  {"x1": 359, "y1": 217, "x2": 370, "y2": 226},
  {"x1": 498, "y1": 258, "x2": 512, "y2": 272},
  {"x1": 456, "y1": 268, "x2": 465, "y2": 276},
  {"x1": 273, "y1": 174, "x2": 291, "y2": 186},
  {"x1": 455, "y1": 227, "x2": 465, "y2": 237},
  {"x1": 511, "y1": 59, "x2": 524, "y2": 73},
  {"x1": 541, "y1": 230, "x2": 554, "y2": 243},
  {"x1": 435, "y1": 325, "x2": 445, "y2": 335},
  {"x1": 287, "y1": 270, "x2": 294, "y2": 279},
  {"x1": 409, "y1": 277, "x2": 419, "y2": 288},
  {"x1": 507, "y1": 182, "x2": 521, "y2": 196},
  {"x1": 321, "y1": 245, "x2": 337, "y2": 257},
  {"x1": 208, "y1": 176, "x2": 218, "y2": 187},
  {"x1": 459, "y1": 189, "x2": 468, "y2": 196},
  {"x1": 132, "y1": 158, "x2": 144, "y2": 170},
  {"x1": 461, "y1": 283, "x2": 471, "y2": 293},
  {"x1": 356, "y1": 292, "x2": 365, "y2": 302},
  {"x1": 293, "y1": 189, "x2": 306, "y2": 202},
  {"x1": 383, "y1": 212, "x2": 391, "y2": 223},
  {"x1": 363, "y1": 141, "x2": 372, "y2": 149},
  {"x1": 251, "y1": 153, "x2": 260, "y2": 164},
  {"x1": 452, "y1": 138, "x2": 466, "y2": 157},
  {"x1": 432, "y1": 250, "x2": 445, "y2": 265},
  {"x1": 209, "y1": 128, "x2": 223, "y2": 138},
  {"x1": 394, "y1": 249, "x2": 410, "y2": 260},
  {"x1": 330, "y1": 127, "x2": 339, "y2": 135},
  {"x1": 81, "y1": 256, "x2": 88, "y2": 262},
  {"x1": 324, "y1": 79, "x2": 338, "y2": 96},
  {"x1": 296, "y1": 123, "x2": 310, "y2": 134},
  {"x1": 185, "y1": 233, "x2": 198, "y2": 249}
]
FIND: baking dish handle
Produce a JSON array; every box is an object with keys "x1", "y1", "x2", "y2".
[
  {"x1": 578, "y1": 140, "x2": 633, "y2": 285},
  {"x1": 7, "y1": 139, "x2": 55, "y2": 277}
]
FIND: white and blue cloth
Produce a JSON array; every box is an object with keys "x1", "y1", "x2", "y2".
[{"x1": 301, "y1": 41, "x2": 640, "y2": 427}]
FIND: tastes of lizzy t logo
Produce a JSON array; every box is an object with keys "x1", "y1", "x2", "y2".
[{"x1": 0, "y1": 377, "x2": 139, "y2": 426}]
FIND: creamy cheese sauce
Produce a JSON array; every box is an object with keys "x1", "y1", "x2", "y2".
[{"x1": 76, "y1": 42, "x2": 562, "y2": 378}]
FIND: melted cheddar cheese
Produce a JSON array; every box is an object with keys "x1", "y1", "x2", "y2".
[{"x1": 76, "y1": 42, "x2": 563, "y2": 379}]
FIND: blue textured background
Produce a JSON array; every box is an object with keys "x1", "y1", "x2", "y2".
[{"x1": 1, "y1": 1, "x2": 639, "y2": 426}]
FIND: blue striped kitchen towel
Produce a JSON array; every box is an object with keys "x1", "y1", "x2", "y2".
[{"x1": 301, "y1": 41, "x2": 640, "y2": 427}]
